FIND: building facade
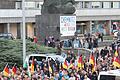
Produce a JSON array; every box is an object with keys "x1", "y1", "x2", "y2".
[
  {"x1": 0, "y1": 0, "x2": 120, "y2": 39},
  {"x1": 75, "y1": 0, "x2": 120, "y2": 35},
  {"x1": 0, "y1": 0, "x2": 43, "y2": 39}
]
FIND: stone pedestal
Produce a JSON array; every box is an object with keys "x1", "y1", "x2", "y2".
[{"x1": 36, "y1": 14, "x2": 61, "y2": 41}]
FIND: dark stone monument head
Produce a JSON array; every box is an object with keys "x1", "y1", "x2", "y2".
[
  {"x1": 41, "y1": 0, "x2": 76, "y2": 14},
  {"x1": 36, "y1": 0, "x2": 76, "y2": 41}
]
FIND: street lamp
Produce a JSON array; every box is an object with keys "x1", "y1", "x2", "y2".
[{"x1": 22, "y1": 0, "x2": 26, "y2": 66}]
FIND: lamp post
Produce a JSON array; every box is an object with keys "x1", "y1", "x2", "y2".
[{"x1": 22, "y1": 0, "x2": 26, "y2": 66}]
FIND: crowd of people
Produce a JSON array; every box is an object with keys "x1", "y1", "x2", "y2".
[
  {"x1": 0, "y1": 33, "x2": 119, "y2": 80},
  {"x1": 61, "y1": 33, "x2": 103, "y2": 50},
  {"x1": 0, "y1": 43, "x2": 119, "y2": 80},
  {"x1": 44, "y1": 33, "x2": 104, "y2": 50},
  {"x1": 44, "y1": 36, "x2": 56, "y2": 48}
]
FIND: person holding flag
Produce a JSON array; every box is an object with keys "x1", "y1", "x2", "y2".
[
  {"x1": 33, "y1": 36, "x2": 38, "y2": 52},
  {"x1": 78, "y1": 54, "x2": 84, "y2": 69},
  {"x1": 48, "y1": 59, "x2": 52, "y2": 74},
  {"x1": 33, "y1": 36, "x2": 38, "y2": 43},
  {"x1": 30, "y1": 57, "x2": 35, "y2": 74},
  {"x1": 63, "y1": 59, "x2": 69, "y2": 69},
  {"x1": 89, "y1": 53, "x2": 95, "y2": 72},
  {"x1": 68, "y1": 59, "x2": 74, "y2": 69},
  {"x1": 115, "y1": 46, "x2": 119, "y2": 57},
  {"x1": 113, "y1": 56, "x2": 120, "y2": 68},
  {"x1": 3, "y1": 63, "x2": 9, "y2": 77},
  {"x1": 11, "y1": 63, "x2": 17, "y2": 76}
]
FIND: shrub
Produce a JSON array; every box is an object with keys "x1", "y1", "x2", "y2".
[{"x1": 0, "y1": 39, "x2": 56, "y2": 71}]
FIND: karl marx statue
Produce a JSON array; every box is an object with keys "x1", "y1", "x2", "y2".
[{"x1": 41, "y1": 0, "x2": 76, "y2": 14}]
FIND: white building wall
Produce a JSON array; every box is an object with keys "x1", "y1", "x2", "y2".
[
  {"x1": 75, "y1": 9, "x2": 120, "y2": 16},
  {"x1": 0, "y1": 9, "x2": 41, "y2": 23},
  {"x1": 0, "y1": 9, "x2": 41, "y2": 18}
]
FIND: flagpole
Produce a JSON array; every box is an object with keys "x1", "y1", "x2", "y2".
[
  {"x1": 12, "y1": 63, "x2": 17, "y2": 76},
  {"x1": 12, "y1": 63, "x2": 16, "y2": 67},
  {"x1": 22, "y1": 0, "x2": 26, "y2": 66},
  {"x1": 3, "y1": 63, "x2": 8, "y2": 71},
  {"x1": 48, "y1": 59, "x2": 51, "y2": 77}
]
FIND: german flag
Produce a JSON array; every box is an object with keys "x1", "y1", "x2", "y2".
[
  {"x1": 78, "y1": 55, "x2": 84, "y2": 69},
  {"x1": 48, "y1": 60, "x2": 52, "y2": 73},
  {"x1": 3, "y1": 64, "x2": 9, "y2": 77},
  {"x1": 12, "y1": 64, "x2": 17, "y2": 76},
  {"x1": 115, "y1": 49, "x2": 119, "y2": 57},
  {"x1": 113, "y1": 57, "x2": 120, "y2": 68},
  {"x1": 63, "y1": 60, "x2": 68, "y2": 69},
  {"x1": 68, "y1": 60, "x2": 74, "y2": 69},
  {"x1": 89, "y1": 53, "x2": 95, "y2": 72},
  {"x1": 89, "y1": 53, "x2": 95, "y2": 65},
  {"x1": 30, "y1": 58, "x2": 34, "y2": 74}
]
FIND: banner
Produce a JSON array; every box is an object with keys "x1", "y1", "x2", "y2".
[{"x1": 60, "y1": 16, "x2": 76, "y2": 36}]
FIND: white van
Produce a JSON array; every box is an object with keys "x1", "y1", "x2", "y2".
[
  {"x1": 98, "y1": 69, "x2": 120, "y2": 80},
  {"x1": 24, "y1": 54, "x2": 65, "y2": 71}
]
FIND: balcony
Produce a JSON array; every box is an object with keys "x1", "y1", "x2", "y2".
[
  {"x1": 0, "y1": 9, "x2": 41, "y2": 17},
  {"x1": 0, "y1": 9, "x2": 41, "y2": 23},
  {"x1": 75, "y1": 9, "x2": 120, "y2": 21},
  {"x1": 75, "y1": 9, "x2": 120, "y2": 16}
]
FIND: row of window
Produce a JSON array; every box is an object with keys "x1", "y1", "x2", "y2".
[
  {"x1": 75, "y1": 1, "x2": 120, "y2": 9},
  {"x1": 15, "y1": 1, "x2": 43, "y2": 9},
  {"x1": 15, "y1": 1, "x2": 120, "y2": 10}
]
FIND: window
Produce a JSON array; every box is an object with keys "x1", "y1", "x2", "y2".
[
  {"x1": 113, "y1": 2, "x2": 119, "y2": 8},
  {"x1": 100, "y1": 75, "x2": 115, "y2": 80},
  {"x1": 35, "y1": 2, "x2": 43, "y2": 9},
  {"x1": 25, "y1": 2, "x2": 35, "y2": 9},
  {"x1": 111, "y1": 2, "x2": 113, "y2": 8},
  {"x1": 102, "y1": 2, "x2": 111, "y2": 8},
  {"x1": 75, "y1": 2, "x2": 81, "y2": 10},
  {"x1": 15, "y1": 1, "x2": 22, "y2": 9},
  {"x1": 76, "y1": 23, "x2": 86, "y2": 34},
  {"x1": 29, "y1": 56, "x2": 46, "y2": 63},
  {"x1": 92, "y1": 2, "x2": 101, "y2": 8},
  {"x1": 80, "y1": 2, "x2": 84, "y2": 8},
  {"x1": 84, "y1": 2, "x2": 91, "y2": 8},
  {"x1": 29, "y1": 56, "x2": 46, "y2": 66}
]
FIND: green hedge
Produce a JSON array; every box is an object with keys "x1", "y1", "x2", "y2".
[{"x1": 0, "y1": 39, "x2": 56, "y2": 71}]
